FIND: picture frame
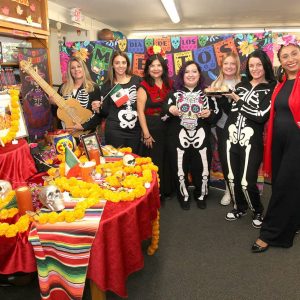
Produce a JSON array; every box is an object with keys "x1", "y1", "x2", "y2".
[
  {"x1": 80, "y1": 132, "x2": 103, "y2": 159},
  {"x1": 0, "y1": 92, "x2": 28, "y2": 140}
]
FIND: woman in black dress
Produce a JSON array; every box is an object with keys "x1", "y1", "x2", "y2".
[
  {"x1": 92, "y1": 51, "x2": 142, "y2": 153},
  {"x1": 137, "y1": 47, "x2": 173, "y2": 199},
  {"x1": 252, "y1": 38, "x2": 300, "y2": 252}
]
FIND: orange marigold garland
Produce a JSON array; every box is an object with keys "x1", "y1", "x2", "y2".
[
  {"x1": 147, "y1": 210, "x2": 160, "y2": 255},
  {"x1": 0, "y1": 89, "x2": 20, "y2": 146}
]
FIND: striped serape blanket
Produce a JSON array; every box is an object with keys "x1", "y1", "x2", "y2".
[{"x1": 29, "y1": 200, "x2": 106, "y2": 300}]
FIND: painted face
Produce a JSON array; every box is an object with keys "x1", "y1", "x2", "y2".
[
  {"x1": 279, "y1": 45, "x2": 300, "y2": 78},
  {"x1": 70, "y1": 61, "x2": 84, "y2": 80},
  {"x1": 248, "y1": 57, "x2": 265, "y2": 82},
  {"x1": 222, "y1": 56, "x2": 237, "y2": 78},
  {"x1": 113, "y1": 55, "x2": 128, "y2": 77},
  {"x1": 149, "y1": 59, "x2": 163, "y2": 80},
  {"x1": 184, "y1": 63, "x2": 200, "y2": 89}
]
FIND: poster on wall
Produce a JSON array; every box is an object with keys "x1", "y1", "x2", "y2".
[{"x1": 18, "y1": 48, "x2": 53, "y2": 139}]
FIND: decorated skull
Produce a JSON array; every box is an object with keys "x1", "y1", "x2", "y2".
[
  {"x1": 39, "y1": 185, "x2": 65, "y2": 211},
  {"x1": 123, "y1": 154, "x2": 136, "y2": 167},
  {"x1": 145, "y1": 38, "x2": 154, "y2": 49},
  {"x1": 118, "y1": 38, "x2": 127, "y2": 52},
  {"x1": 171, "y1": 36, "x2": 180, "y2": 49},
  {"x1": 0, "y1": 180, "x2": 12, "y2": 199}
]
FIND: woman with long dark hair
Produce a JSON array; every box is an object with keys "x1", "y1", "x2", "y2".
[
  {"x1": 137, "y1": 46, "x2": 173, "y2": 200},
  {"x1": 224, "y1": 49, "x2": 276, "y2": 228},
  {"x1": 252, "y1": 37, "x2": 300, "y2": 252},
  {"x1": 161, "y1": 61, "x2": 220, "y2": 210},
  {"x1": 93, "y1": 50, "x2": 142, "y2": 153}
]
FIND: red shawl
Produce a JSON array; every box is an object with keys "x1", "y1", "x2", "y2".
[{"x1": 264, "y1": 71, "x2": 300, "y2": 178}]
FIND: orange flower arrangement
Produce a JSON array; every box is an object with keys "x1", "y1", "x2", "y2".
[{"x1": 0, "y1": 89, "x2": 20, "y2": 145}]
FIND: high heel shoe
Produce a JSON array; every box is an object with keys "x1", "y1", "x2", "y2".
[{"x1": 251, "y1": 242, "x2": 269, "y2": 253}]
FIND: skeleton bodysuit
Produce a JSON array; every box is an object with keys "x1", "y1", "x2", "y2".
[
  {"x1": 162, "y1": 86, "x2": 220, "y2": 205},
  {"x1": 224, "y1": 81, "x2": 276, "y2": 213},
  {"x1": 100, "y1": 75, "x2": 142, "y2": 153}
]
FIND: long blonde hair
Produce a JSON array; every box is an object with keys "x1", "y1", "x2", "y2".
[
  {"x1": 211, "y1": 52, "x2": 241, "y2": 88},
  {"x1": 61, "y1": 56, "x2": 95, "y2": 96}
]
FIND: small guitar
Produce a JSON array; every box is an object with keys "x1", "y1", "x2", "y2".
[{"x1": 19, "y1": 60, "x2": 93, "y2": 137}]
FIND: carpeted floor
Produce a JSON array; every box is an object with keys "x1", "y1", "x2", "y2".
[{"x1": 1, "y1": 185, "x2": 300, "y2": 300}]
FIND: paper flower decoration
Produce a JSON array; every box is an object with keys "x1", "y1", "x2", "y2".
[{"x1": 146, "y1": 45, "x2": 166, "y2": 59}]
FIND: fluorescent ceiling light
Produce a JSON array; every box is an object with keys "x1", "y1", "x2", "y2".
[{"x1": 161, "y1": 0, "x2": 180, "y2": 24}]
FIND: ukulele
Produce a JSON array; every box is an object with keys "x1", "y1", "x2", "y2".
[{"x1": 19, "y1": 60, "x2": 93, "y2": 137}]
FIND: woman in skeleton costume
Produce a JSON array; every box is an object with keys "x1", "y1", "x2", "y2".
[
  {"x1": 210, "y1": 52, "x2": 241, "y2": 206},
  {"x1": 94, "y1": 51, "x2": 142, "y2": 153},
  {"x1": 52, "y1": 56, "x2": 101, "y2": 133},
  {"x1": 224, "y1": 50, "x2": 276, "y2": 227},
  {"x1": 137, "y1": 47, "x2": 173, "y2": 200},
  {"x1": 252, "y1": 38, "x2": 300, "y2": 253},
  {"x1": 161, "y1": 61, "x2": 220, "y2": 210}
]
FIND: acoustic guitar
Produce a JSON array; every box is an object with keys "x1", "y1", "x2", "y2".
[{"x1": 19, "y1": 60, "x2": 93, "y2": 137}]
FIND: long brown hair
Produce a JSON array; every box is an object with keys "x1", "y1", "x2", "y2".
[
  {"x1": 106, "y1": 50, "x2": 132, "y2": 86},
  {"x1": 61, "y1": 56, "x2": 95, "y2": 96}
]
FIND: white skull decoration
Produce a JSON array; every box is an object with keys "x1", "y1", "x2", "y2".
[
  {"x1": 123, "y1": 154, "x2": 136, "y2": 167},
  {"x1": 0, "y1": 180, "x2": 12, "y2": 199},
  {"x1": 39, "y1": 185, "x2": 65, "y2": 211}
]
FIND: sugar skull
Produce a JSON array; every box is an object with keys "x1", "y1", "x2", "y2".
[
  {"x1": 145, "y1": 38, "x2": 154, "y2": 49},
  {"x1": 0, "y1": 180, "x2": 12, "y2": 199},
  {"x1": 198, "y1": 36, "x2": 209, "y2": 47},
  {"x1": 171, "y1": 37, "x2": 180, "y2": 49},
  {"x1": 39, "y1": 185, "x2": 65, "y2": 211},
  {"x1": 123, "y1": 154, "x2": 136, "y2": 166},
  {"x1": 177, "y1": 91, "x2": 207, "y2": 130},
  {"x1": 118, "y1": 39, "x2": 127, "y2": 52}
]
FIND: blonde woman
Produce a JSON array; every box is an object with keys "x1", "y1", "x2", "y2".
[
  {"x1": 211, "y1": 52, "x2": 241, "y2": 205},
  {"x1": 52, "y1": 56, "x2": 101, "y2": 132}
]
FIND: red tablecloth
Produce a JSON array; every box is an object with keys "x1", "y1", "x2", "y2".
[
  {"x1": 87, "y1": 176, "x2": 160, "y2": 297},
  {"x1": 0, "y1": 215, "x2": 36, "y2": 274},
  {"x1": 0, "y1": 175, "x2": 160, "y2": 298},
  {"x1": 0, "y1": 139, "x2": 37, "y2": 189}
]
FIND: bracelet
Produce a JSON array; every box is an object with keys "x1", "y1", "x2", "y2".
[{"x1": 143, "y1": 136, "x2": 151, "y2": 140}]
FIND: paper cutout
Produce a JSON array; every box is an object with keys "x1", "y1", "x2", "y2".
[
  {"x1": 171, "y1": 37, "x2": 180, "y2": 49},
  {"x1": 132, "y1": 53, "x2": 145, "y2": 78},
  {"x1": 193, "y1": 46, "x2": 217, "y2": 72},
  {"x1": 166, "y1": 53, "x2": 174, "y2": 77},
  {"x1": 180, "y1": 36, "x2": 198, "y2": 51},
  {"x1": 154, "y1": 37, "x2": 171, "y2": 52},
  {"x1": 213, "y1": 37, "x2": 237, "y2": 66},
  {"x1": 174, "y1": 51, "x2": 193, "y2": 75},
  {"x1": 16, "y1": 5, "x2": 23, "y2": 15},
  {"x1": 127, "y1": 39, "x2": 144, "y2": 53},
  {"x1": 1, "y1": 6, "x2": 9, "y2": 15}
]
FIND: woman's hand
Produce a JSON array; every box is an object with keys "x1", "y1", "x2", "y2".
[
  {"x1": 200, "y1": 109, "x2": 211, "y2": 119},
  {"x1": 48, "y1": 95, "x2": 56, "y2": 105},
  {"x1": 169, "y1": 105, "x2": 180, "y2": 116},
  {"x1": 143, "y1": 135, "x2": 155, "y2": 148},
  {"x1": 73, "y1": 123, "x2": 84, "y2": 131},
  {"x1": 91, "y1": 97, "x2": 103, "y2": 113},
  {"x1": 227, "y1": 92, "x2": 240, "y2": 102}
]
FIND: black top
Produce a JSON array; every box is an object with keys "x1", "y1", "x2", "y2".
[
  {"x1": 54, "y1": 83, "x2": 101, "y2": 132},
  {"x1": 100, "y1": 75, "x2": 142, "y2": 135}
]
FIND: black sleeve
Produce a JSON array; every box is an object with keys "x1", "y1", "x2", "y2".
[
  {"x1": 161, "y1": 91, "x2": 176, "y2": 121},
  {"x1": 81, "y1": 85, "x2": 102, "y2": 131}
]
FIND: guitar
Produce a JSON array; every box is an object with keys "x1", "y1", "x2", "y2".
[{"x1": 19, "y1": 60, "x2": 93, "y2": 137}]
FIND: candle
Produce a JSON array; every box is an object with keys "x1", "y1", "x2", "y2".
[
  {"x1": 89, "y1": 148, "x2": 100, "y2": 165},
  {"x1": 80, "y1": 161, "x2": 96, "y2": 183},
  {"x1": 15, "y1": 186, "x2": 34, "y2": 215}
]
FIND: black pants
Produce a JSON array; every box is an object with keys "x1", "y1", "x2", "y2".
[{"x1": 168, "y1": 128, "x2": 211, "y2": 203}]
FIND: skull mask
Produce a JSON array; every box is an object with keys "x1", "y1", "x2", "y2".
[
  {"x1": 123, "y1": 154, "x2": 136, "y2": 167},
  {"x1": 39, "y1": 185, "x2": 65, "y2": 211},
  {"x1": 0, "y1": 180, "x2": 12, "y2": 199}
]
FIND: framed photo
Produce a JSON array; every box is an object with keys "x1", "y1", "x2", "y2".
[
  {"x1": 80, "y1": 132, "x2": 103, "y2": 159},
  {"x1": 0, "y1": 92, "x2": 28, "y2": 140}
]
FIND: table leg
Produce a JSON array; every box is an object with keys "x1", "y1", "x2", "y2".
[
  {"x1": 90, "y1": 280, "x2": 106, "y2": 300},
  {"x1": 147, "y1": 210, "x2": 160, "y2": 255}
]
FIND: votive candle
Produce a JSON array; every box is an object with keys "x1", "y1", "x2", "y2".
[{"x1": 15, "y1": 186, "x2": 34, "y2": 215}]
